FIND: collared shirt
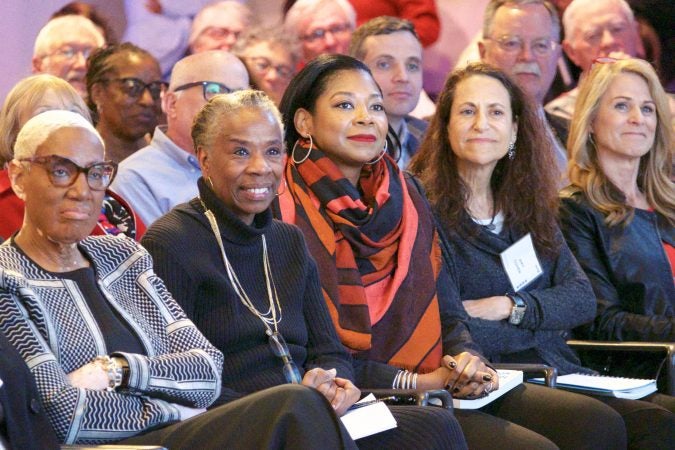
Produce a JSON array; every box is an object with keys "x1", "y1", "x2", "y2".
[
  {"x1": 545, "y1": 86, "x2": 578, "y2": 122},
  {"x1": 110, "y1": 126, "x2": 201, "y2": 226}
]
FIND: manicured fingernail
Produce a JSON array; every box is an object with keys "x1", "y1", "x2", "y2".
[
  {"x1": 449, "y1": 361, "x2": 457, "y2": 369},
  {"x1": 482, "y1": 374, "x2": 492, "y2": 382},
  {"x1": 453, "y1": 387, "x2": 460, "y2": 393}
]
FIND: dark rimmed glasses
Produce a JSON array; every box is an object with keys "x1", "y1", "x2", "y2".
[
  {"x1": 18, "y1": 155, "x2": 117, "y2": 191},
  {"x1": 102, "y1": 77, "x2": 168, "y2": 101},
  {"x1": 302, "y1": 23, "x2": 352, "y2": 43},
  {"x1": 172, "y1": 81, "x2": 235, "y2": 101},
  {"x1": 267, "y1": 331, "x2": 302, "y2": 384}
]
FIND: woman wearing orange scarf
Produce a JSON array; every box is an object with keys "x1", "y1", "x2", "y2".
[{"x1": 275, "y1": 54, "x2": 627, "y2": 449}]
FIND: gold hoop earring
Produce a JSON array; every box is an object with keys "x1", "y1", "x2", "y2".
[
  {"x1": 291, "y1": 135, "x2": 313, "y2": 164},
  {"x1": 366, "y1": 140, "x2": 387, "y2": 165},
  {"x1": 206, "y1": 176, "x2": 215, "y2": 190},
  {"x1": 275, "y1": 178, "x2": 287, "y2": 197}
]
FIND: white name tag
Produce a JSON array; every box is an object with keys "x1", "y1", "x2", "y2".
[{"x1": 500, "y1": 233, "x2": 543, "y2": 292}]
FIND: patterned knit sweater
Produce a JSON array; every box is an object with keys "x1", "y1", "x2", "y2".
[
  {"x1": 141, "y1": 179, "x2": 355, "y2": 406},
  {"x1": 0, "y1": 235, "x2": 223, "y2": 444}
]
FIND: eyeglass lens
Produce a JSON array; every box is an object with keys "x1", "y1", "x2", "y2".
[
  {"x1": 117, "y1": 78, "x2": 166, "y2": 100},
  {"x1": 22, "y1": 155, "x2": 116, "y2": 190}
]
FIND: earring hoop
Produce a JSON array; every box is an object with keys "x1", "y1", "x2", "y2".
[
  {"x1": 291, "y1": 135, "x2": 313, "y2": 164},
  {"x1": 275, "y1": 178, "x2": 287, "y2": 197},
  {"x1": 367, "y1": 140, "x2": 387, "y2": 165},
  {"x1": 507, "y1": 141, "x2": 516, "y2": 160},
  {"x1": 206, "y1": 176, "x2": 215, "y2": 190}
]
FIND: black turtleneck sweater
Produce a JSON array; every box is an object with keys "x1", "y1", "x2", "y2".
[{"x1": 142, "y1": 178, "x2": 354, "y2": 406}]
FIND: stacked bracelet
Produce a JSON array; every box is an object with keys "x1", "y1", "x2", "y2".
[
  {"x1": 392, "y1": 370, "x2": 419, "y2": 390},
  {"x1": 93, "y1": 355, "x2": 123, "y2": 391}
]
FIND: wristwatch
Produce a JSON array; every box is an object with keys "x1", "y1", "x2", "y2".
[{"x1": 506, "y1": 293, "x2": 527, "y2": 325}]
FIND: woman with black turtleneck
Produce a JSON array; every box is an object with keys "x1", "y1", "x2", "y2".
[{"x1": 142, "y1": 89, "x2": 467, "y2": 449}]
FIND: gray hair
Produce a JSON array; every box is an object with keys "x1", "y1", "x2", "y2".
[
  {"x1": 14, "y1": 110, "x2": 103, "y2": 160},
  {"x1": 284, "y1": 0, "x2": 356, "y2": 38},
  {"x1": 563, "y1": 0, "x2": 635, "y2": 41},
  {"x1": 192, "y1": 90, "x2": 284, "y2": 154},
  {"x1": 33, "y1": 15, "x2": 105, "y2": 58},
  {"x1": 483, "y1": 0, "x2": 561, "y2": 41},
  {"x1": 231, "y1": 25, "x2": 302, "y2": 68}
]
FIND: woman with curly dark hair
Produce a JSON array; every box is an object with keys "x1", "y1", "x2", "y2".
[{"x1": 409, "y1": 61, "x2": 673, "y2": 449}]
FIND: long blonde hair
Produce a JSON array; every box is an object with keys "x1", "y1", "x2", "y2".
[
  {"x1": 0, "y1": 74, "x2": 90, "y2": 165},
  {"x1": 564, "y1": 58, "x2": 674, "y2": 226}
]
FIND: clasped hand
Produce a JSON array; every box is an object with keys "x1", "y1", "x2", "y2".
[
  {"x1": 417, "y1": 352, "x2": 499, "y2": 399},
  {"x1": 302, "y1": 368, "x2": 360, "y2": 416}
]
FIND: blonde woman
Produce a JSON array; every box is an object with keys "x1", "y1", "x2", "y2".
[
  {"x1": 560, "y1": 59, "x2": 675, "y2": 416},
  {"x1": 560, "y1": 58, "x2": 674, "y2": 348}
]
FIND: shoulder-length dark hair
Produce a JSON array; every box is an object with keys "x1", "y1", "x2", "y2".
[
  {"x1": 408, "y1": 62, "x2": 560, "y2": 256},
  {"x1": 279, "y1": 54, "x2": 374, "y2": 153}
]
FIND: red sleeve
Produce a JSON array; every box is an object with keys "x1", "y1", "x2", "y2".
[{"x1": 350, "y1": 0, "x2": 441, "y2": 47}]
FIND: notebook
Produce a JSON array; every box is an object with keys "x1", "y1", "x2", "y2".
[
  {"x1": 340, "y1": 394, "x2": 397, "y2": 440},
  {"x1": 451, "y1": 370, "x2": 524, "y2": 409},
  {"x1": 530, "y1": 373, "x2": 657, "y2": 399}
]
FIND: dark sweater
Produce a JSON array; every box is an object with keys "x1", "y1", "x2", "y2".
[
  {"x1": 436, "y1": 213, "x2": 597, "y2": 375},
  {"x1": 142, "y1": 179, "x2": 354, "y2": 406}
]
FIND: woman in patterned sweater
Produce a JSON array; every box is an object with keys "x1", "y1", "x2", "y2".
[{"x1": 0, "y1": 109, "x2": 356, "y2": 449}]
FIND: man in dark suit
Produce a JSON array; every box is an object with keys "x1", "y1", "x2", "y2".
[{"x1": 349, "y1": 17, "x2": 428, "y2": 169}]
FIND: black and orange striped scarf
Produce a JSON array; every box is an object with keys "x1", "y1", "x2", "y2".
[{"x1": 277, "y1": 141, "x2": 443, "y2": 373}]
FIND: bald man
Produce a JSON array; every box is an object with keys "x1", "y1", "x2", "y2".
[{"x1": 110, "y1": 51, "x2": 249, "y2": 226}]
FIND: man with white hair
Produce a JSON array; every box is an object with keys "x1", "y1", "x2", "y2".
[
  {"x1": 545, "y1": 0, "x2": 641, "y2": 119},
  {"x1": 284, "y1": 0, "x2": 356, "y2": 63},
  {"x1": 110, "y1": 51, "x2": 249, "y2": 226},
  {"x1": 189, "y1": 1, "x2": 253, "y2": 54},
  {"x1": 479, "y1": 0, "x2": 569, "y2": 178},
  {"x1": 32, "y1": 15, "x2": 105, "y2": 97}
]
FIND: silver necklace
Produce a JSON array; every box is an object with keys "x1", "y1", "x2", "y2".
[{"x1": 200, "y1": 199, "x2": 282, "y2": 335}]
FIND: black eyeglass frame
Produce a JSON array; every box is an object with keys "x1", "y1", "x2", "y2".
[
  {"x1": 18, "y1": 154, "x2": 118, "y2": 191},
  {"x1": 172, "y1": 81, "x2": 235, "y2": 102},
  {"x1": 101, "y1": 77, "x2": 168, "y2": 101}
]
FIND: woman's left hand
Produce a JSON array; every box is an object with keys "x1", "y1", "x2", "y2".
[{"x1": 462, "y1": 296, "x2": 512, "y2": 321}]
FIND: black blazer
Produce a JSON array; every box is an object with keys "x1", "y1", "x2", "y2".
[
  {"x1": 0, "y1": 331, "x2": 59, "y2": 449},
  {"x1": 560, "y1": 192, "x2": 675, "y2": 342}
]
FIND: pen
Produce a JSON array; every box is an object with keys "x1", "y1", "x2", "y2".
[{"x1": 347, "y1": 396, "x2": 396, "y2": 411}]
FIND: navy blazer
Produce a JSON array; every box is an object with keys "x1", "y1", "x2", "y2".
[{"x1": 0, "y1": 331, "x2": 59, "y2": 449}]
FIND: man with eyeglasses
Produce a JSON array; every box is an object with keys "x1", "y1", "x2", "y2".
[
  {"x1": 545, "y1": 0, "x2": 641, "y2": 120},
  {"x1": 480, "y1": 0, "x2": 570, "y2": 180},
  {"x1": 111, "y1": 51, "x2": 249, "y2": 226},
  {"x1": 188, "y1": 1, "x2": 252, "y2": 54},
  {"x1": 284, "y1": 0, "x2": 356, "y2": 63},
  {"x1": 32, "y1": 15, "x2": 105, "y2": 97}
]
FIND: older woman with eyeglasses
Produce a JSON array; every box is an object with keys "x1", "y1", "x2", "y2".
[
  {"x1": 233, "y1": 25, "x2": 300, "y2": 105},
  {"x1": 87, "y1": 43, "x2": 165, "y2": 163},
  {"x1": 0, "y1": 109, "x2": 356, "y2": 449},
  {"x1": 142, "y1": 90, "x2": 467, "y2": 449}
]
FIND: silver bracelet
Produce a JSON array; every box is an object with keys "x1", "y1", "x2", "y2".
[{"x1": 392, "y1": 370, "x2": 404, "y2": 389}]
